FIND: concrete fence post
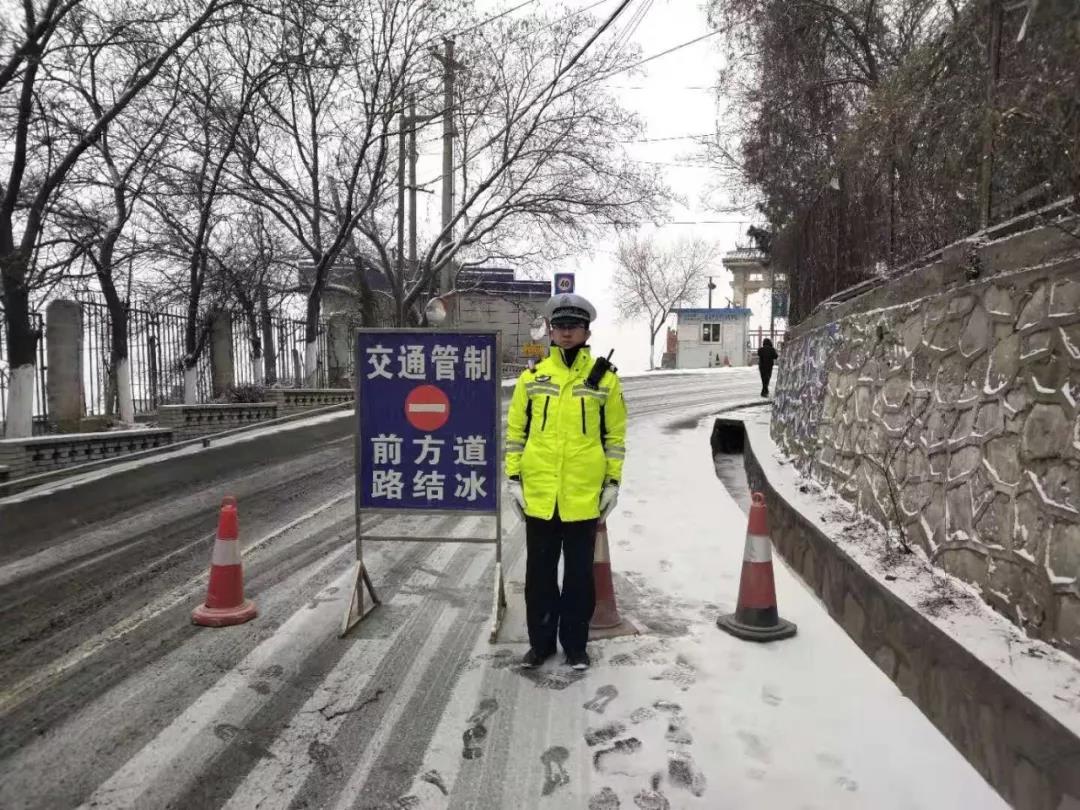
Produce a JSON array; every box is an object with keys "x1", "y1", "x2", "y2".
[
  {"x1": 46, "y1": 299, "x2": 84, "y2": 432},
  {"x1": 326, "y1": 314, "x2": 352, "y2": 389},
  {"x1": 210, "y1": 310, "x2": 235, "y2": 398}
]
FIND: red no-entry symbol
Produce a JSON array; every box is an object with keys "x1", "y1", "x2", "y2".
[{"x1": 404, "y1": 384, "x2": 451, "y2": 431}]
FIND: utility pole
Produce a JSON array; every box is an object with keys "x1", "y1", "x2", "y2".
[
  {"x1": 397, "y1": 108, "x2": 406, "y2": 326},
  {"x1": 440, "y1": 38, "x2": 455, "y2": 296},
  {"x1": 408, "y1": 95, "x2": 418, "y2": 270},
  {"x1": 401, "y1": 96, "x2": 435, "y2": 318},
  {"x1": 707, "y1": 276, "x2": 717, "y2": 309},
  {"x1": 432, "y1": 37, "x2": 465, "y2": 299}
]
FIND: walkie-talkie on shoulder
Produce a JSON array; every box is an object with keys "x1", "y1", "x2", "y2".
[{"x1": 585, "y1": 350, "x2": 616, "y2": 390}]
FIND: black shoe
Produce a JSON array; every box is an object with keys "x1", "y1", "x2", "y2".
[
  {"x1": 566, "y1": 651, "x2": 590, "y2": 671},
  {"x1": 521, "y1": 648, "x2": 553, "y2": 668}
]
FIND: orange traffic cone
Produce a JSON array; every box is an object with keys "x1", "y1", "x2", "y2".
[
  {"x1": 590, "y1": 521, "x2": 622, "y2": 629},
  {"x1": 717, "y1": 492, "x2": 796, "y2": 641},
  {"x1": 192, "y1": 496, "x2": 257, "y2": 627}
]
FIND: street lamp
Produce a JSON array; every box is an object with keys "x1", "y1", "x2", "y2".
[{"x1": 707, "y1": 276, "x2": 717, "y2": 309}]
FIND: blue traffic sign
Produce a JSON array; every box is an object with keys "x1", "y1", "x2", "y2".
[{"x1": 356, "y1": 330, "x2": 499, "y2": 512}]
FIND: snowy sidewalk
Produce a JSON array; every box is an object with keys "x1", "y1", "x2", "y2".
[{"x1": 397, "y1": 410, "x2": 1007, "y2": 809}]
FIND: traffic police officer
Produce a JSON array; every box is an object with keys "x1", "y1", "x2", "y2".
[{"x1": 504, "y1": 293, "x2": 627, "y2": 670}]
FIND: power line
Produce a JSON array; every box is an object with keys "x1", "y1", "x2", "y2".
[
  {"x1": 447, "y1": 0, "x2": 538, "y2": 39},
  {"x1": 417, "y1": 0, "x2": 625, "y2": 129},
  {"x1": 603, "y1": 28, "x2": 723, "y2": 79},
  {"x1": 613, "y1": 84, "x2": 716, "y2": 90},
  {"x1": 415, "y1": 0, "x2": 638, "y2": 190},
  {"x1": 631, "y1": 159, "x2": 711, "y2": 167},
  {"x1": 454, "y1": 0, "x2": 616, "y2": 47},
  {"x1": 658, "y1": 220, "x2": 751, "y2": 225},
  {"x1": 608, "y1": 0, "x2": 653, "y2": 54},
  {"x1": 543, "y1": 0, "x2": 621, "y2": 34},
  {"x1": 624, "y1": 132, "x2": 714, "y2": 143}
]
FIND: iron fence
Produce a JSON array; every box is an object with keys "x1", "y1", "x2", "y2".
[
  {"x1": 233, "y1": 314, "x2": 328, "y2": 389},
  {"x1": 747, "y1": 328, "x2": 785, "y2": 351},
  {"x1": 1, "y1": 297, "x2": 332, "y2": 429},
  {"x1": 79, "y1": 296, "x2": 214, "y2": 416}
]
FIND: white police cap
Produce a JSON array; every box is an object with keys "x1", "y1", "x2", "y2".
[{"x1": 545, "y1": 293, "x2": 597, "y2": 325}]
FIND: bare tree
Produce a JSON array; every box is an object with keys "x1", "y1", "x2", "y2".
[
  {"x1": 358, "y1": 7, "x2": 670, "y2": 325},
  {"x1": 0, "y1": 0, "x2": 242, "y2": 436},
  {"x1": 233, "y1": 0, "x2": 446, "y2": 383},
  {"x1": 53, "y1": 26, "x2": 187, "y2": 423},
  {"x1": 612, "y1": 235, "x2": 719, "y2": 369},
  {"x1": 142, "y1": 14, "x2": 276, "y2": 402},
  {"x1": 209, "y1": 206, "x2": 293, "y2": 386}
]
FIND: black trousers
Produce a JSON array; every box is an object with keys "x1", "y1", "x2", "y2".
[
  {"x1": 525, "y1": 510, "x2": 598, "y2": 656},
  {"x1": 759, "y1": 364, "x2": 774, "y2": 395}
]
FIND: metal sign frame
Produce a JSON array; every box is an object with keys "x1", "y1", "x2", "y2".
[{"x1": 342, "y1": 328, "x2": 506, "y2": 642}]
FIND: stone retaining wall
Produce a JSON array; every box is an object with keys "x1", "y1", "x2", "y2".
[
  {"x1": 734, "y1": 417, "x2": 1080, "y2": 810},
  {"x1": 264, "y1": 389, "x2": 353, "y2": 417},
  {"x1": 772, "y1": 216, "x2": 1080, "y2": 657},
  {"x1": 155, "y1": 403, "x2": 278, "y2": 442},
  {"x1": 0, "y1": 429, "x2": 174, "y2": 480}
]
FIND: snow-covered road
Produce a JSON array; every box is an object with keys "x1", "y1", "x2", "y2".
[{"x1": 0, "y1": 369, "x2": 1005, "y2": 809}]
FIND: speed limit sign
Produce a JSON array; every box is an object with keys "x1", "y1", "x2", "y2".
[{"x1": 553, "y1": 273, "x2": 575, "y2": 294}]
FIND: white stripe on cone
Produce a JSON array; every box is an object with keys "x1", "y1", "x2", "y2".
[
  {"x1": 743, "y1": 532, "x2": 773, "y2": 564},
  {"x1": 211, "y1": 539, "x2": 243, "y2": 567},
  {"x1": 594, "y1": 524, "x2": 610, "y2": 563}
]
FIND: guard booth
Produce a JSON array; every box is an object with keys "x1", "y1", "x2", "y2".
[
  {"x1": 343, "y1": 329, "x2": 506, "y2": 641},
  {"x1": 671, "y1": 307, "x2": 752, "y2": 368}
]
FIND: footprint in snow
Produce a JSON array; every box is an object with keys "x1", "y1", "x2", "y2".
[
  {"x1": 664, "y1": 714, "x2": 693, "y2": 745},
  {"x1": 667, "y1": 750, "x2": 707, "y2": 797},
  {"x1": 421, "y1": 769, "x2": 448, "y2": 795},
  {"x1": 836, "y1": 776, "x2": 859, "y2": 792},
  {"x1": 583, "y1": 684, "x2": 619, "y2": 713},
  {"x1": 589, "y1": 786, "x2": 621, "y2": 809},
  {"x1": 540, "y1": 746, "x2": 571, "y2": 796},
  {"x1": 633, "y1": 773, "x2": 670, "y2": 810},
  {"x1": 592, "y1": 737, "x2": 642, "y2": 774},
  {"x1": 462, "y1": 697, "x2": 498, "y2": 759},
  {"x1": 737, "y1": 730, "x2": 771, "y2": 764},
  {"x1": 585, "y1": 721, "x2": 627, "y2": 747}
]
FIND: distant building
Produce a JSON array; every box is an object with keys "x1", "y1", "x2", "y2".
[
  {"x1": 722, "y1": 246, "x2": 781, "y2": 308},
  {"x1": 671, "y1": 307, "x2": 752, "y2": 368},
  {"x1": 451, "y1": 268, "x2": 550, "y2": 366},
  {"x1": 301, "y1": 258, "x2": 550, "y2": 367}
]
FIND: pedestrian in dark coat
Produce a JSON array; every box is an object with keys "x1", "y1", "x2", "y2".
[{"x1": 758, "y1": 338, "x2": 778, "y2": 397}]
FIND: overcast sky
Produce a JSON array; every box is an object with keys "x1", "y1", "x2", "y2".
[{"x1": 416, "y1": 0, "x2": 766, "y2": 372}]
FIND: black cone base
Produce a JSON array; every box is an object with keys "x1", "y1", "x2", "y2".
[{"x1": 717, "y1": 612, "x2": 797, "y2": 642}]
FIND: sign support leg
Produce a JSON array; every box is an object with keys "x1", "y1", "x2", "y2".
[
  {"x1": 489, "y1": 508, "x2": 508, "y2": 643},
  {"x1": 341, "y1": 504, "x2": 381, "y2": 638},
  {"x1": 489, "y1": 561, "x2": 507, "y2": 644},
  {"x1": 340, "y1": 561, "x2": 380, "y2": 638}
]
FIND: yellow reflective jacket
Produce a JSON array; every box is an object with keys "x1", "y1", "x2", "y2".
[{"x1": 504, "y1": 347, "x2": 627, "y2": 521}]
